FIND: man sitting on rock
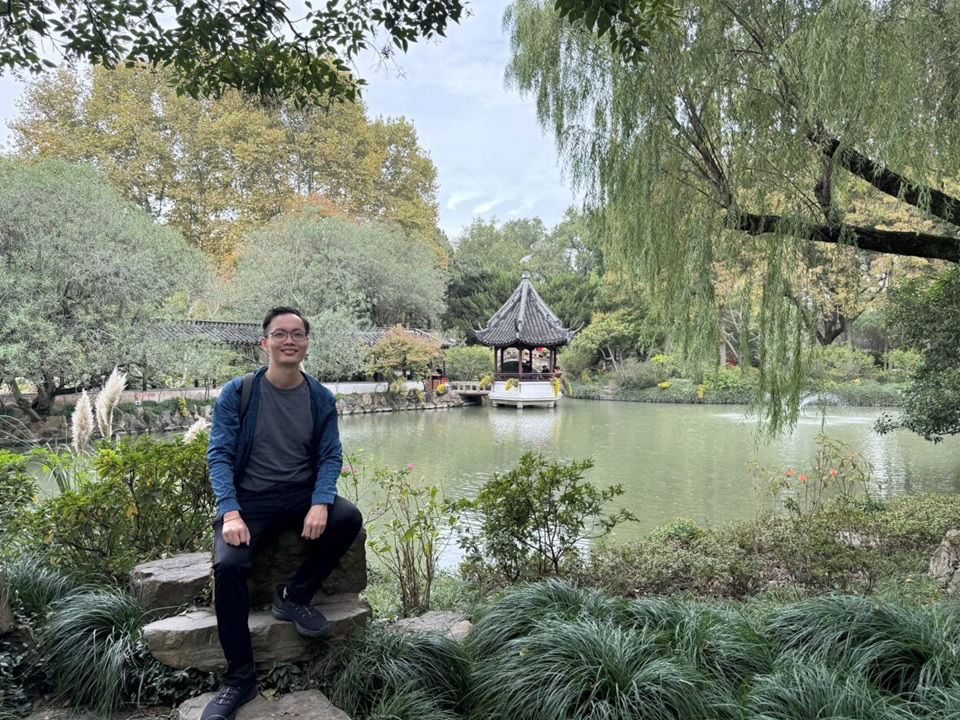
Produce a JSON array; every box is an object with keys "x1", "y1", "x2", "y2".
[{"x1": 203, "y1": 306, "x2": 363, "y2": 720}]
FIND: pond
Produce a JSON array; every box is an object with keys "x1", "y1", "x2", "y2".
[{"x1": 339, "y1": 399, "x2": 960, "y2": 543}]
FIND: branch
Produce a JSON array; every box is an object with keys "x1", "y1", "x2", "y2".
[
  {"x1": 729, "y1": 212, "x2": 960, "y2": 263},
  {"x1": 819, "y1": 138, "x2": 960, "y2": 228}
]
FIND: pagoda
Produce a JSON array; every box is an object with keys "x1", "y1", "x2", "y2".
[{"x1": 475, "y1": 271, "x2": 575, "y2": 408}]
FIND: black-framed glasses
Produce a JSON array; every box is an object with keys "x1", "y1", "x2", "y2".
[{"x1": 266, "y1": 330, "x2": 308, "y2": 341}]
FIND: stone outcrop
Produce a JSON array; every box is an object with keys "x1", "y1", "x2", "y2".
[
  {"x1": 0, "y1": 567, "x2": 14, "y2": 634},
  {"x1": 248, "y1": 530, "x2": 367, "y2": 606},
  {"x1": 395, "y1": 610, "x2": 472, "y2": 642},
  {"x1": 335, "y1": 389, "x2": 463, "y2": 416},
  {"x1": 929, "y1": 529, "x2": 960, "y2": 590},
  {"x1": 141, "y1": 528, "x2": 369, "y2": 670},
  {"x1": 144, "y1": 600, "x2": 371, "y2": 670},
  {"x1": 179, "y1": 690, "x2": 351, "y2": 720},
  {"x1": 131, "y1": 552, "x2": 212, "y2": 615}
]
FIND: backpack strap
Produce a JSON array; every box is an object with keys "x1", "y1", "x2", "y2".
[{"x1": 238, "y1": 372, "x2": 255, "y2": 423}]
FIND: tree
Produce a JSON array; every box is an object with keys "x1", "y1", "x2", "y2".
[
  {"x1": 0, "y1": 0, "x2": 464, "y2": 106},
  {"x1": 443, "y1": 269, "x2": 518, "y2": 342},
  {"x1": 0, "y1": 158, "x2": 209, "y2": 416},
  {"x1": 228, "y1": 211, "x2": 446, "y2": 328},
  {"x1": 303, "y1": 309, "x2": 368, "y2": 383},
  {"x1": 878, "y1": 269, "x2": 960, "y2": 442},
  {"x1": 364, "y1": 325, "x2": 441, "y2": 382},
  {"x1": 12, "y1": 65, "x2": 441, "y2": 261},
  {"x1": 506, "y1": 0, "x2": 960, "y2": 429}
]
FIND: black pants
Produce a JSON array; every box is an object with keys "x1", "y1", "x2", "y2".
[{"x1": 212, "y1": 490, "x2": 363, "y2": 686}]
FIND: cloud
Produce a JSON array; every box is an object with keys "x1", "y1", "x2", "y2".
[
  {"x1": 446, "y1": 191, "x2": 482, "y2": 211},
  {"x1": 472, "y1": 198, "x2": 504, "y2": 214}
]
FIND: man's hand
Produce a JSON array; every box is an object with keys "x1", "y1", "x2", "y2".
[
  {"x1": 222, "y1": 511, "x2": 251, "y2": 546},
  {"x1": 302, "y1": 504, "x2": 328, "y2": 540}
]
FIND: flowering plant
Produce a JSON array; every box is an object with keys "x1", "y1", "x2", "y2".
[{"x1": 436, "y1": 382, "x2": 448, "y2": 395}]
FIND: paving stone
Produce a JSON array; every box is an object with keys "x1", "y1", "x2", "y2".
[
  {"x1": 395, "y1": 610, "x2": 472, "y2": 641},
  {"x1": 25, "y1": 709, "x2": 99, "y2": 720},
  {"x1": 143, "y1": 600, "x2": 371, "y2": 670},
  {"x1": 130, "y1": 552, "x2": 212, "y2": 615},
  {"x1": 179, "y1": 689, "x2": 351, "y2": 720}
]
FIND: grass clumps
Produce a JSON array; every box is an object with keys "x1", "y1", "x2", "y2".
[{"x1": 331, "y1": 580, "x2": 960, "y2": 720}]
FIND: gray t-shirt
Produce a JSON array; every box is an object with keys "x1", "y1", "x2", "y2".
[{"x1": 239, "y1": 377, "x2": 314, "y2": 494}]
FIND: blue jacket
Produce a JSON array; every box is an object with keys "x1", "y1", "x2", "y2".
[{"x1": 207, "y1": 366, "x2": 342, "y2": 518}]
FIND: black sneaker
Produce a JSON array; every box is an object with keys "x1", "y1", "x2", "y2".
[
  {"x1": 199, "y1": 683, "x2": 258, "y2": 720},
  {"x1": 271, "y1": 584, "x2": 330, "y2": 638}
]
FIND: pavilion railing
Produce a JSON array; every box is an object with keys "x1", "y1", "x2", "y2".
[{"x1": 493, "y1": 371, "x2": 560, "y2": 382}]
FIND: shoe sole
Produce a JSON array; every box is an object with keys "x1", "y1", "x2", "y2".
[
  {"x1": 202, "y1": 686, "x2": 257, "y2": 720},
  {"x1": 271, "y1": 605, "x2": 330, "y2": 638}
]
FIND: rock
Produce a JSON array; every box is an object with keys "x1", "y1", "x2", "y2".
[
  {"x1": 929, "y1": 529, "x2": 960, "y2": 588},
  {"x1": 360, "y1": 394, "x2": 372, "y2": 407},
  {"x1": 395, "y1": 610, "x2": 472, "y2": 641},
  {"x1": 246, "y1": 529, "x2": 367, "y2": 607},
  {"x1": 130, "y1": 552, "x2": 212, "y2": 615},
  {"x1": 0, "y1": 567, "x2": 14, "y2": 634},
  {"x1": 179, "y1": 689, "x2": 351, "y2": 720},
  {"x1": 143, "y1": 600, "x2": 371, "y2": 670}
]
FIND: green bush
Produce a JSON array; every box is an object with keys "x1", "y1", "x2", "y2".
[
  {"x1": 2, "y1": 554, "x2": 83, "y2": 623},
  {"x1": 808, "y1": 345, "x2": 879, "y2": 382},
  {"x1": 458, "y1": 452, "x2": 635, "y2": 582},
  {"x1": 0, "y1": 451, "x2": 37, "y2": 538},
  {"x1": 557, "y1": 344, "x2": 596, "y2": 378},
  {"x1": 701, "y1": 364, "x2": 758, "y2": 392},
  {"x1": 884, "y1": 348, "x2": 923, "y2": 375},
  {"x1": 13, "y1": 434, "x2": 214, "y2": 580},
  {"x1": 443, "y1": 345, "x2": 492, "y2": 381},
  {"x1": 611, "y1": 360, "x2": 669, "y2": 391}
]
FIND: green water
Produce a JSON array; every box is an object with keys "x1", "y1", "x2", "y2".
[{"x1": 339, "y1": 399, "x2": 960, "y2": 542}]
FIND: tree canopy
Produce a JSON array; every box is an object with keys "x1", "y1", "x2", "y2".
[
  {"x1": 0, "y1": 0, "x2": 464, "y2": 105},
  {"x1": 506, "y1": 0, "x2": 960, "y2": 430},
  {"x1": 0, "y1": 158, "x2": 209, "y2": 415},
  {"x1": 11, "y1": 64, "x2": 441, "y2": 261},
  {"x1": 227, "y1": 211, "x2": 446, "y2": 329}
]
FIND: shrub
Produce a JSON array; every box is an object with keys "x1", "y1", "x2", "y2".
[
  {"x1": 557, "y1": 344, "x2": 596, "y2": 377},
  {"x1": 443, "y1": 345, "x2": 492, "y2": 381},
  {"x1": 365, "y1": 325, "x2": 441, "y2": 381},
  {"x1": 14, "y1": 434, "x2": 214, "y2": 580},
  {"x1": 611, "y1": 360, "x2": 669, "y2": 391},
  {"x1": 701, "y1": 364, "x2": 758, "y2": 392},
  {"x1": 884, "y1": 348, "x2": 922, "y2": 376},
  {"x1": 350, "y1": 459, "x2": 460, "y2": 614},
  {"x1": 0, "y1": 451, "x2": 37, "y2": 538},
  {"x1": 808, "y1": 345, "x2": 879, "y2": 382},
  {"x1": 2, "y1": 555, "x2": 83, "y2": 624},
  {"x1": 458, "y1": 452, "x2": 635, "y2": 582}
]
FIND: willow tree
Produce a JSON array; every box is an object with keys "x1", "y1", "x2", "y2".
[{"x1": 506, "y1": 0, "x2": 960, "y2": 430}]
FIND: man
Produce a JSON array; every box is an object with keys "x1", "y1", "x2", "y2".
[{"x1": 202, "y1": 306, "x2": 362, "y2": 720}]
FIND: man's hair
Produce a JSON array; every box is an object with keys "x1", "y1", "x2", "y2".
[{"x1": 262, "y1": 306, "x2": 310, "y2": 336}]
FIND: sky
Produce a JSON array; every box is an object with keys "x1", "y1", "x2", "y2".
[{"x1": 0, "y1": 1, "x2": 578, "y2": 241}]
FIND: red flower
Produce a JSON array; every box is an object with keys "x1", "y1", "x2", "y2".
[
  {"x1": 798, "y1": 474, "x2": 808, "y2": 482},
  {"x1": 829, "y1": 468, "x2": 838, "y2": 477},
  {"x1": 785, "y1": 469, "x2": 795, "y2": 477}
]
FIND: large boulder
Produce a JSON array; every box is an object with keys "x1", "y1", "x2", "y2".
[
  {"x1": 929, "y1": 529, "x2": 960, "y2": 589},
  {"x1": 143, "y1": 600, "x2": 371, "y2": 670},
  {"x1": 130, "y1": 552, "x2": 212, "y2": 615},
  {"x1": 179, "y1": 689, "x2": 351, "y2": 720},
  {"x1": 0, "y1": 567, "x2": 14, "y2": 634},
  {"x1": 395, "y1": 610, "x2": 472, "y2": 642},
  {"x1": 246, "y1": 529, "x2": 367, "y2": 607}
]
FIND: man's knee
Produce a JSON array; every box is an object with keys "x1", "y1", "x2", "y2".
[
  {"x1": 336, "y1": 500, "x2": 363, "y2": 541},
  {"x1": 214, "y1": 546, "x2": 253, "y2": 576}
]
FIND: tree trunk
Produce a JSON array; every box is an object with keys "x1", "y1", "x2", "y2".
[
  {"x1": 31, "y1": 373, "x2": 57, "y2": 417},
  {"x1": 6, "y1": 379, "x2": 41, "y2": 421}
]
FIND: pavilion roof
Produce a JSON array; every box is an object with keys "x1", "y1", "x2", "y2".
[{"x1": 475, "y1": 271, "x2": 575, "y2": 348}]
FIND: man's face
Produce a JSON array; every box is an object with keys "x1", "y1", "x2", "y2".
[{"x1": 260, "y1": 313, "x2": 309, "y2": 368}]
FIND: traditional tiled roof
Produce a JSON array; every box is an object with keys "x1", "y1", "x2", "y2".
[
  {"x1": 155, "y1": 320, "x2": 261, "y2": 345},
  {"x1": 155, "y1": 321, "x2": 455, "y2": 348},
  {"x1": 475, "y1": 271, "x2": 575, "y2": 347}
]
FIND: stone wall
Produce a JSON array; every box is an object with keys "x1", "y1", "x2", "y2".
[{"x1": 1, "y1": 389, "x2": 465, "y2": 447}]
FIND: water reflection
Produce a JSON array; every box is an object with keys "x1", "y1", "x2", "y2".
[{"x1": 339, "y1": 400, "x2": 960, "y2": 542}]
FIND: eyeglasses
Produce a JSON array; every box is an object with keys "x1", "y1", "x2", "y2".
[{"x1": 266, "y1": 330, "x2": 308, "y2": 341}]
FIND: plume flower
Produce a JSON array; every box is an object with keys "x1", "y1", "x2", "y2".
[
  {"x1": 95, "y1": 367, "x2": 127, "y2": 440},
  {"x1": 71, "y1": 390, "x2": 95, "y2": 454},
  {"x1": 183, "y1": 417, "x2": 210, "y2": 443}
]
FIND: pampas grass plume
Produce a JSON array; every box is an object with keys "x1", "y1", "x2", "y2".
[
  {"x1": 71, "y1": 390, "x2": 95, "y2": 454},
  {"x1": 95, "y1": 367, "x2": 126, "y2": 439},
  {"x1": 183, "y1": 416, "x2": 210, "y2": 443}
]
